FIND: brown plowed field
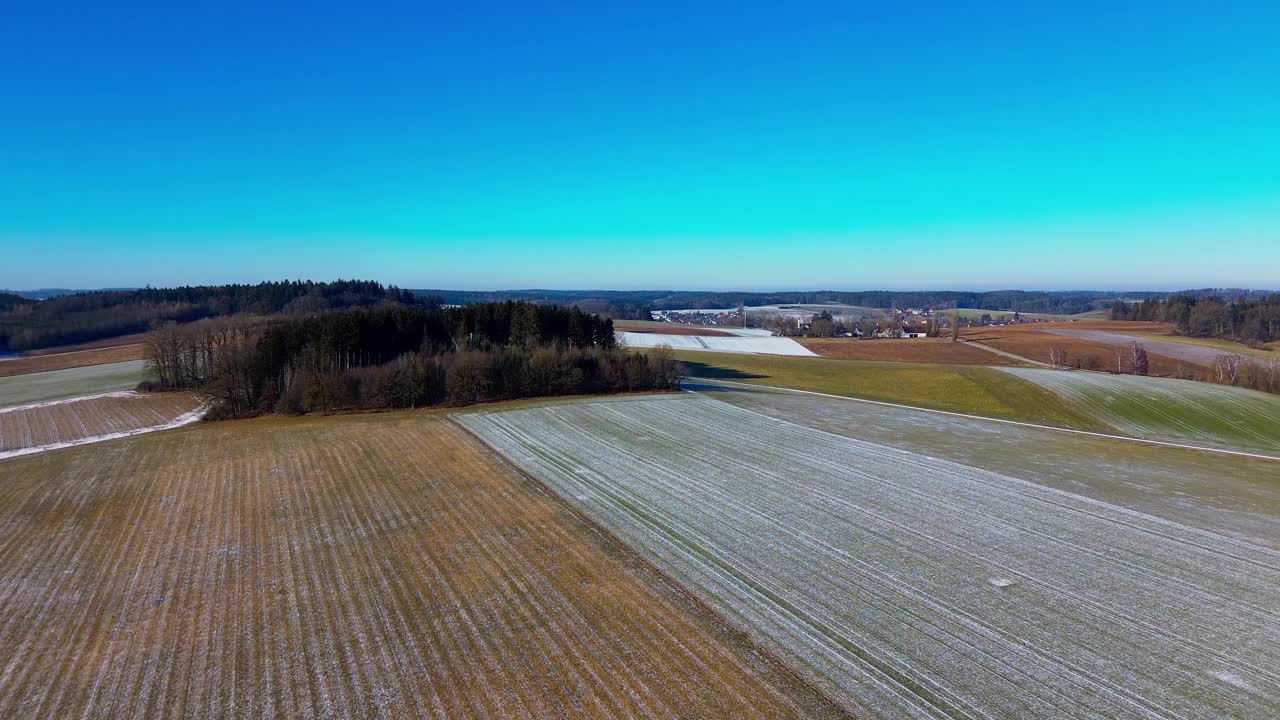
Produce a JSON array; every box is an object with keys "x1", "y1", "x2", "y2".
[
  {"x1": 0, "y1": 411, "x2": 847, "y2": 719},
  {"x1": 20, "y1": 333, "x2": 152, "y2": 356},
  {"x1": 0, "y1": 343, "x2": 147, "y2": 378},
  {"x1": 960, "y1": 321, "x2": 1201, "y2": 376},
  {"x1": 0, "y1": 392, "x2": 200, "y2": 452},
  {"x1": 798, "y1": 337, "x2": 1022, "y2": 365}
]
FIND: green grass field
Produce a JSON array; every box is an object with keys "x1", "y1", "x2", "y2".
[
  {"x1": 999, "y1": 367, "x2": 1280, "y2": 453},
  {"x1": 0, "y1": 360, "x2": 147, "y2": 408},
  {"x1": 667, "y1": 349, "x2": 1107, "y2": 430}
]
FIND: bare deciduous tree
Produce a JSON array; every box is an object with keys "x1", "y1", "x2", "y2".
[
  {"x1": 1048, "y1": 346, "x2": 1066, "y2": 367},
  {"x1": 1214, "y1": 354, "x2": 1241, "y2": 385}
]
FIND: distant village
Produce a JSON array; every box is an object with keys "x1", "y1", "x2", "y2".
[{"x1": 650, "y1": 305, "x2": 1065, "y2": 339}]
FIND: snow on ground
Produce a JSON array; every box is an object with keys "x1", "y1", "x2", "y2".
[
  {"x1": 0, "y1": 403, "x2": 205, "y2": 460},
  {"x1": 0, "y1": 391, "x2": 206, "y2": 459},
  {"x1": 617, "y1": 331, "x2": 816, "y2": 356},
  {"x1": 462, "y1": 393, "x2": 1280, "y2": 719},
  {"x1": 687, "y1": 379, "x2": 1280, "y2": 549}
]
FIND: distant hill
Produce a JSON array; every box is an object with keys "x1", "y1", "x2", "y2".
[
  {"x1": 412, "y1": 288, "x2": 1183, "y2": 319},
  {"x1": 0, "y1": 280, "x2": 418, "y2": 351},
  {"x1": 1, "y1": 288, "x2": 136, "y2": 300}
]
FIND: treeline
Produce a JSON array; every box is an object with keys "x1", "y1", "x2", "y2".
[
  {"x1": 147, "y1": 303, "x2": 677, "y2": 418},
  {"x1": 417, "y1": 288, "x2": 1169, "y2": 316},
  {"x1": 0, "y1": 280, "x2": 420, "y2": 351},
  {"x1": 418, "y1": 289, "x2": 655, "y2": 320},
  {"x1": 1111, "y1": 294, "x2": 1280, "y2": 345},
  {"x1": 0, "y1": 292, "x2": 30, "y2": 312}
]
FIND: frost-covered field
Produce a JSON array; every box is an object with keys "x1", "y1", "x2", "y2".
[
  {"x1": 462, "y1": 393, "x2": 1280, "y2": 719},
  {"x1": 691, "y1": 381, "x2": 1280, "y2": 550},
  {"x1": 998, "y1": 367, "x2": 1280, "y2": 453},
  {"x1": 617, "y1": 331, "x2": 817, "y2": 356}
]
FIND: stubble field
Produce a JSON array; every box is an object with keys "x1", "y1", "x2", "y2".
[
  {"x1": 462, "y1": 393, "x2": 1280, "y2": 719},
  {"x1": 0, "y1": 391, "x2": 202, "y2": 456},
  {"x1": 0, "y1": 410, "x2": 845, "y2": 720}
]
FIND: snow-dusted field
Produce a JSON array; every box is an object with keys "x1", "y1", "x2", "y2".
[
  {"x1": 617, "y1": 331, "x2": 817, "y2": 356},
  {"x1": 690, "y1": 380, "x2": 1280, "y2": 550},
  {"x1": 0, "y1": 391, "x2": 204, "y2": 458},
  {"x1": 998, "y1": 367, "x2": 1280, "y2": 453},
  {"x1": 462, "y1": 393, "x2": 1280, "y2": 719}
]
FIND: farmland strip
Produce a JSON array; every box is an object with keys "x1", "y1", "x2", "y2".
[{"x1": 462, "y1": 394, "x2": 1280, "y2": 719}]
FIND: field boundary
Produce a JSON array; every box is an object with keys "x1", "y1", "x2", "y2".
[
  {"x1": 449, "y1": 415, "x2": 860, "y2": 718},
  {"x1": 957, "y1": 340, "x2": 1050, "y2": 367},
  {"x1": 684, "y1": 378, "x2": 1280, "y2": 461}
]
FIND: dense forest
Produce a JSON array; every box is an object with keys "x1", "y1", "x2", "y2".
[
  {"x1": 1111, "y1": 293, "x2": 1280, "y2": 345},
  {"x1": 0, "y1": 292, "x2": 30, "y2": 312},
  {"x1": 146, "y1": 302, "x2": 677, "y2": 418},
  {"x1": 0, "y1": 280, "x2": 419, "y2": 351}
]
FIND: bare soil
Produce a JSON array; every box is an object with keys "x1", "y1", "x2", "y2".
[
  {"x1": 961, "y1": 321, "x2": 1201, "y2": 375},
  {"x1": 613, "y1": 321, "x2": 734, "y2": 336}
]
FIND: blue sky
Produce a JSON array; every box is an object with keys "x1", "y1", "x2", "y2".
[{"x1": 2, "y1": 2, "x2": 1277, "y2": 291}]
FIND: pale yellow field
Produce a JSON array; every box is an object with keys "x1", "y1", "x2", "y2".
[{"x1": 0, "y1": 411, "x2": 845, "y2": 719}]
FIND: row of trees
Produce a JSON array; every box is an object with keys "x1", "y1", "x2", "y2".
[
  {"x1": 146, "y1": 303, "x2": 677, "y2": 418},
  {"x1": 426, "y1": 289, "x2": 1159, "y2": 316},
  {"x1": 1042, "y1": 339, "x2": 1280, "y2": 394},
  {"x1": 1214, "y1": 354, "x2": 1280, "y2": 394},
  {"x1": 1111, "y1": 294, "x2": 1280, "y2": 346},
  {"x1": 1048, "y1": 341, "x2": 1149, "y2": 375}
]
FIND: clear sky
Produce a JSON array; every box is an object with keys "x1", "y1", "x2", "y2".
[{"x1": 2, "y1": 2, "x2": 1277, "y2": 291}]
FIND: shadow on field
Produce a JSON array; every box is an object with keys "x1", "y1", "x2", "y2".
[{"x1": 678, "y1": 360, "x2": 767, "y2": 381}]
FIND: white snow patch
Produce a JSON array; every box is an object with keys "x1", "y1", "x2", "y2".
[
  {"x1": 617, "y1": 331, "x2": 817, "y2": 356},
  {"x1": 0, "y1": 404, "x2": 207, "y2": 460},
  {"x1": 0, "y1": 390, "x2": 138, "y2": 414},
  {"x1": 989, "y1": 577, "x2": 1017, "y2": 589},
  {"x1": 1214, "y1": 671, "x2": 1253, "y2": 690}
]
